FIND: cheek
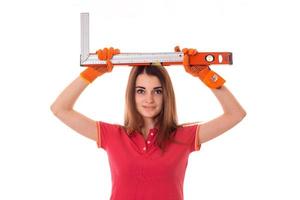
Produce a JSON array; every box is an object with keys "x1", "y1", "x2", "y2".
[
  {"x1": 156, "y1": 96, "x2": 163, "y2": 107},
  {"x1": 135, "y1": 95, "x2": 142, "y2": 105}
]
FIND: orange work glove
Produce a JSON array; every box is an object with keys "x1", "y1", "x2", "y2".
[
  {"x1": 80, "y1": 47, "x2": 120, "y2": 84},
  {"x1": 197, "y1": 66, "x2": 225, "y2": 89},
  {"x1": 178, "y1": 46, "x2": 225, "y2": 89}
]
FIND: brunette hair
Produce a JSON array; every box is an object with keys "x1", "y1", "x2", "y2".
[{"x1": 124, "y1": 63, "x2": 181, "y2": 152}]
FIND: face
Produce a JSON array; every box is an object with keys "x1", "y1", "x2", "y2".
[{"x1": 135, "y1": 73, "x2": 163, "y2": 121}]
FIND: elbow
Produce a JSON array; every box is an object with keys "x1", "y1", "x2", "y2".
[
  {"x1": 50, "y1": 103, "x2": 64, "y2": 116},
  {"x1": 225, "y1": 108, "x2": 247, "y2": 123},
  {"x1": 50, "y1": 104, "x2": 59, "y2": 116},
  {"x1": 50, "y1": 103, "x2": 73, "y2": 117},
  {"x1": 236, "y1": 109, "x2": 247, "y2": 122},
  {"x1": 240, "y1": 107, "x2": 247, "y2": 118}
]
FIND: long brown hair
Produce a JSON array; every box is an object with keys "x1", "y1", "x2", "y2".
[{"x1": 124, "y1": 63, "x2": 181, "y2": 152}]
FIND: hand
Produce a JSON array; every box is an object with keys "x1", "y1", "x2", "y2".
[
  {"x1": 95, "y1": 47, "x2": 120, "y2": 72},
  {"x1": 80, "y1": 47, "x2": 120, "y2": 83},
  {"x1": 175, "y1": 46, "x2": 207, "y2": 76},
  {"x1": 175, "y1": 46, "x2": 225, "y2": 89}
]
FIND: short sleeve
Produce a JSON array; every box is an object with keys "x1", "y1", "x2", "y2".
[
  {"x1": 96, "y1": 121, "x2": 120, "y2": 150},
  {"x1": 194, "y1": 124, "x2": 201, "y2": 152},
  {"x1": 177, "y1": 123, "x2": 201, "y2": 153}
]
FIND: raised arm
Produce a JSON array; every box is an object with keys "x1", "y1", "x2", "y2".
[
  {"x1": 198, "y1": 86, "x2": 246, "y2": 143},
  {"x1": 181, "y1": 47, "x2": 246, "y2": 144},
  {"x1": 50, "y1": 76, "x2": 98, "y2": 141},
  {"x1": 50, "y1": 47, "x2": 120, "y2": 142}
]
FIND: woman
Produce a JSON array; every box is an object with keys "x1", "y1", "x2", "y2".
[{"x1": 51, "y1": 47, "x2": 246, "y2": 200}]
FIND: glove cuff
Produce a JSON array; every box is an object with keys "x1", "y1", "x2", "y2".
[
  {"x1": 198, "y1": 69, "x2": 225, "y2": 89},
  {"x1": 80, "y1": 67, "x2": 104, "y2": 84}
]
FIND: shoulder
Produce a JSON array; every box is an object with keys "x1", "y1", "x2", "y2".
[
  {"x1": 173, "y1": 122, "x2": 201, "y2": 151},
  {"x1": 96, "y1": 121, "x2": 125, "y2": 149},
  {"x1": 178, "y1": 121, "x2": 201, "y2": 129},
  {"x1": 174, "y1": 122, "x2": 201, "y2": 137},
  {"x1": 97, "y1": 121, "x2": 125, "y2": 132},
  {"x1": 179, "y1": 121, "x2": 201, "y2": 126}
]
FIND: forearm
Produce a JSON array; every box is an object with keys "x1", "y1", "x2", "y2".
[
  {"x1": 51, "y1": 76, "x2": 89, "y2": 112},
  {"x1": 210, "y1": 85, "x2": 246, "y2": 117}
]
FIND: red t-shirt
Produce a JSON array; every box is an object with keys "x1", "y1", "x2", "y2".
[{"x1": 96, "y1": 121, "x2": 201, "y2": 200}]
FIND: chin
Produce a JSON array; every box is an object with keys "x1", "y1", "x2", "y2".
[
  {"x1": 141, "y1": 112, "x2": 158, "y2": 119},
  {"x1": 139, "y1": 110, "x2": 160, "y2": 119}
]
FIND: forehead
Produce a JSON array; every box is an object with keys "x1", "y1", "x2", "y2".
[{"x1": 135, "y1": 74, "x2": 161, "y2": 87}]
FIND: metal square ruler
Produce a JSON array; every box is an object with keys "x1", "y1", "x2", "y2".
[{"x1": 80, "y1": 13, "x2": 233, "y2": 67}]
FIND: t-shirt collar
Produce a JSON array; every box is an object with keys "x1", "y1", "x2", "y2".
[{"x1": 130, "y1": 127, "x2": 159, "y2": 137}]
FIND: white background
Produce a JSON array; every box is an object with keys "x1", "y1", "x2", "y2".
[{"x1": 1, "y1": 0, "x2": 299, "y2": 199}]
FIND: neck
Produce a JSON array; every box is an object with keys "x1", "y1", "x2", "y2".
[
  {"x1": 142, "y1": 117, "x2": 157, "y2": 135},
  {"x1": 143, "y1": 117, "x2": 156, "y2": 128}
]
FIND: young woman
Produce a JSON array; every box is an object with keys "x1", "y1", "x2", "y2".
[{"x1": 51, "y1": 47, "x2": 246, "y2": 200}]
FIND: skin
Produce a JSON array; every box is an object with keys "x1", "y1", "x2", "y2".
[{"x1": 134, "y1": 73, "x2": 163, "y2": 137}]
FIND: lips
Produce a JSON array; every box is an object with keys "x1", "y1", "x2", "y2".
[{"x1": 143, "y1": 106, "x2": 155, "y2": 110}]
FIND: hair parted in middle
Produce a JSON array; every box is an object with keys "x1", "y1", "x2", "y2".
[{"x1": 124, "y1": 63, "x2": 184, "y2": 152}]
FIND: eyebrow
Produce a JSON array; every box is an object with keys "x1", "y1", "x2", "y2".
[{"x1": 135, "y1": 86, "x2": 162, "y2": 90}]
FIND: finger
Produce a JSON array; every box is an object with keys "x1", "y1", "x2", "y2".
[
  {"x1": 108, "y1": 47, "x2": 114, "y2": 59},
  {"x1": 103, "y1": 48, "x2": 108, "y2": 60},
  {"x1": 183, "y1": 55, "x2": 192, "y2": 73},
  {"x1": 114, "y1": 48, "x2": 120, "y2": 55},
  {"x1": 184, "y1": 65, "x2": 192, "y2": 74},
  {"x1": 183, "y1": 54, "x2": 189, "y2": 67},
  {"x1": 97, "y1": 49, "x2": 105, "y2": 60},
  {"x1": 188, "y1": 48, "x2": 197, "y2": 55},
  {"x1": 106, "y1": 60, "x2": 113, "y2": 72},
  {"x1": 182, "y1": 48, "x2": 188, "y2": 54},
  {"x1": 174, "y1": 46, "x2": 181, "y2": 52}
]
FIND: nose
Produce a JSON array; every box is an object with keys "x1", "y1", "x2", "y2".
[{"x1": 145, "y1": 93, "x2": 154, "y2": 103}]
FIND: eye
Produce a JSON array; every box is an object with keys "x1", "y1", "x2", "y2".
[
  {"x1": 154, "y1": 89, "x2": 163, "y2": 94},
  {"x1": 136, "y1": 89, "x2": 145, "y2": 94}
]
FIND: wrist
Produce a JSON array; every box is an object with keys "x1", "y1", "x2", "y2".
[
  {"x1": 80, "y1": 67, "x2": 102, "y2": 84},
  {"x1": 197, "y1": 69, "x2": 225, "y2": 89}
]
